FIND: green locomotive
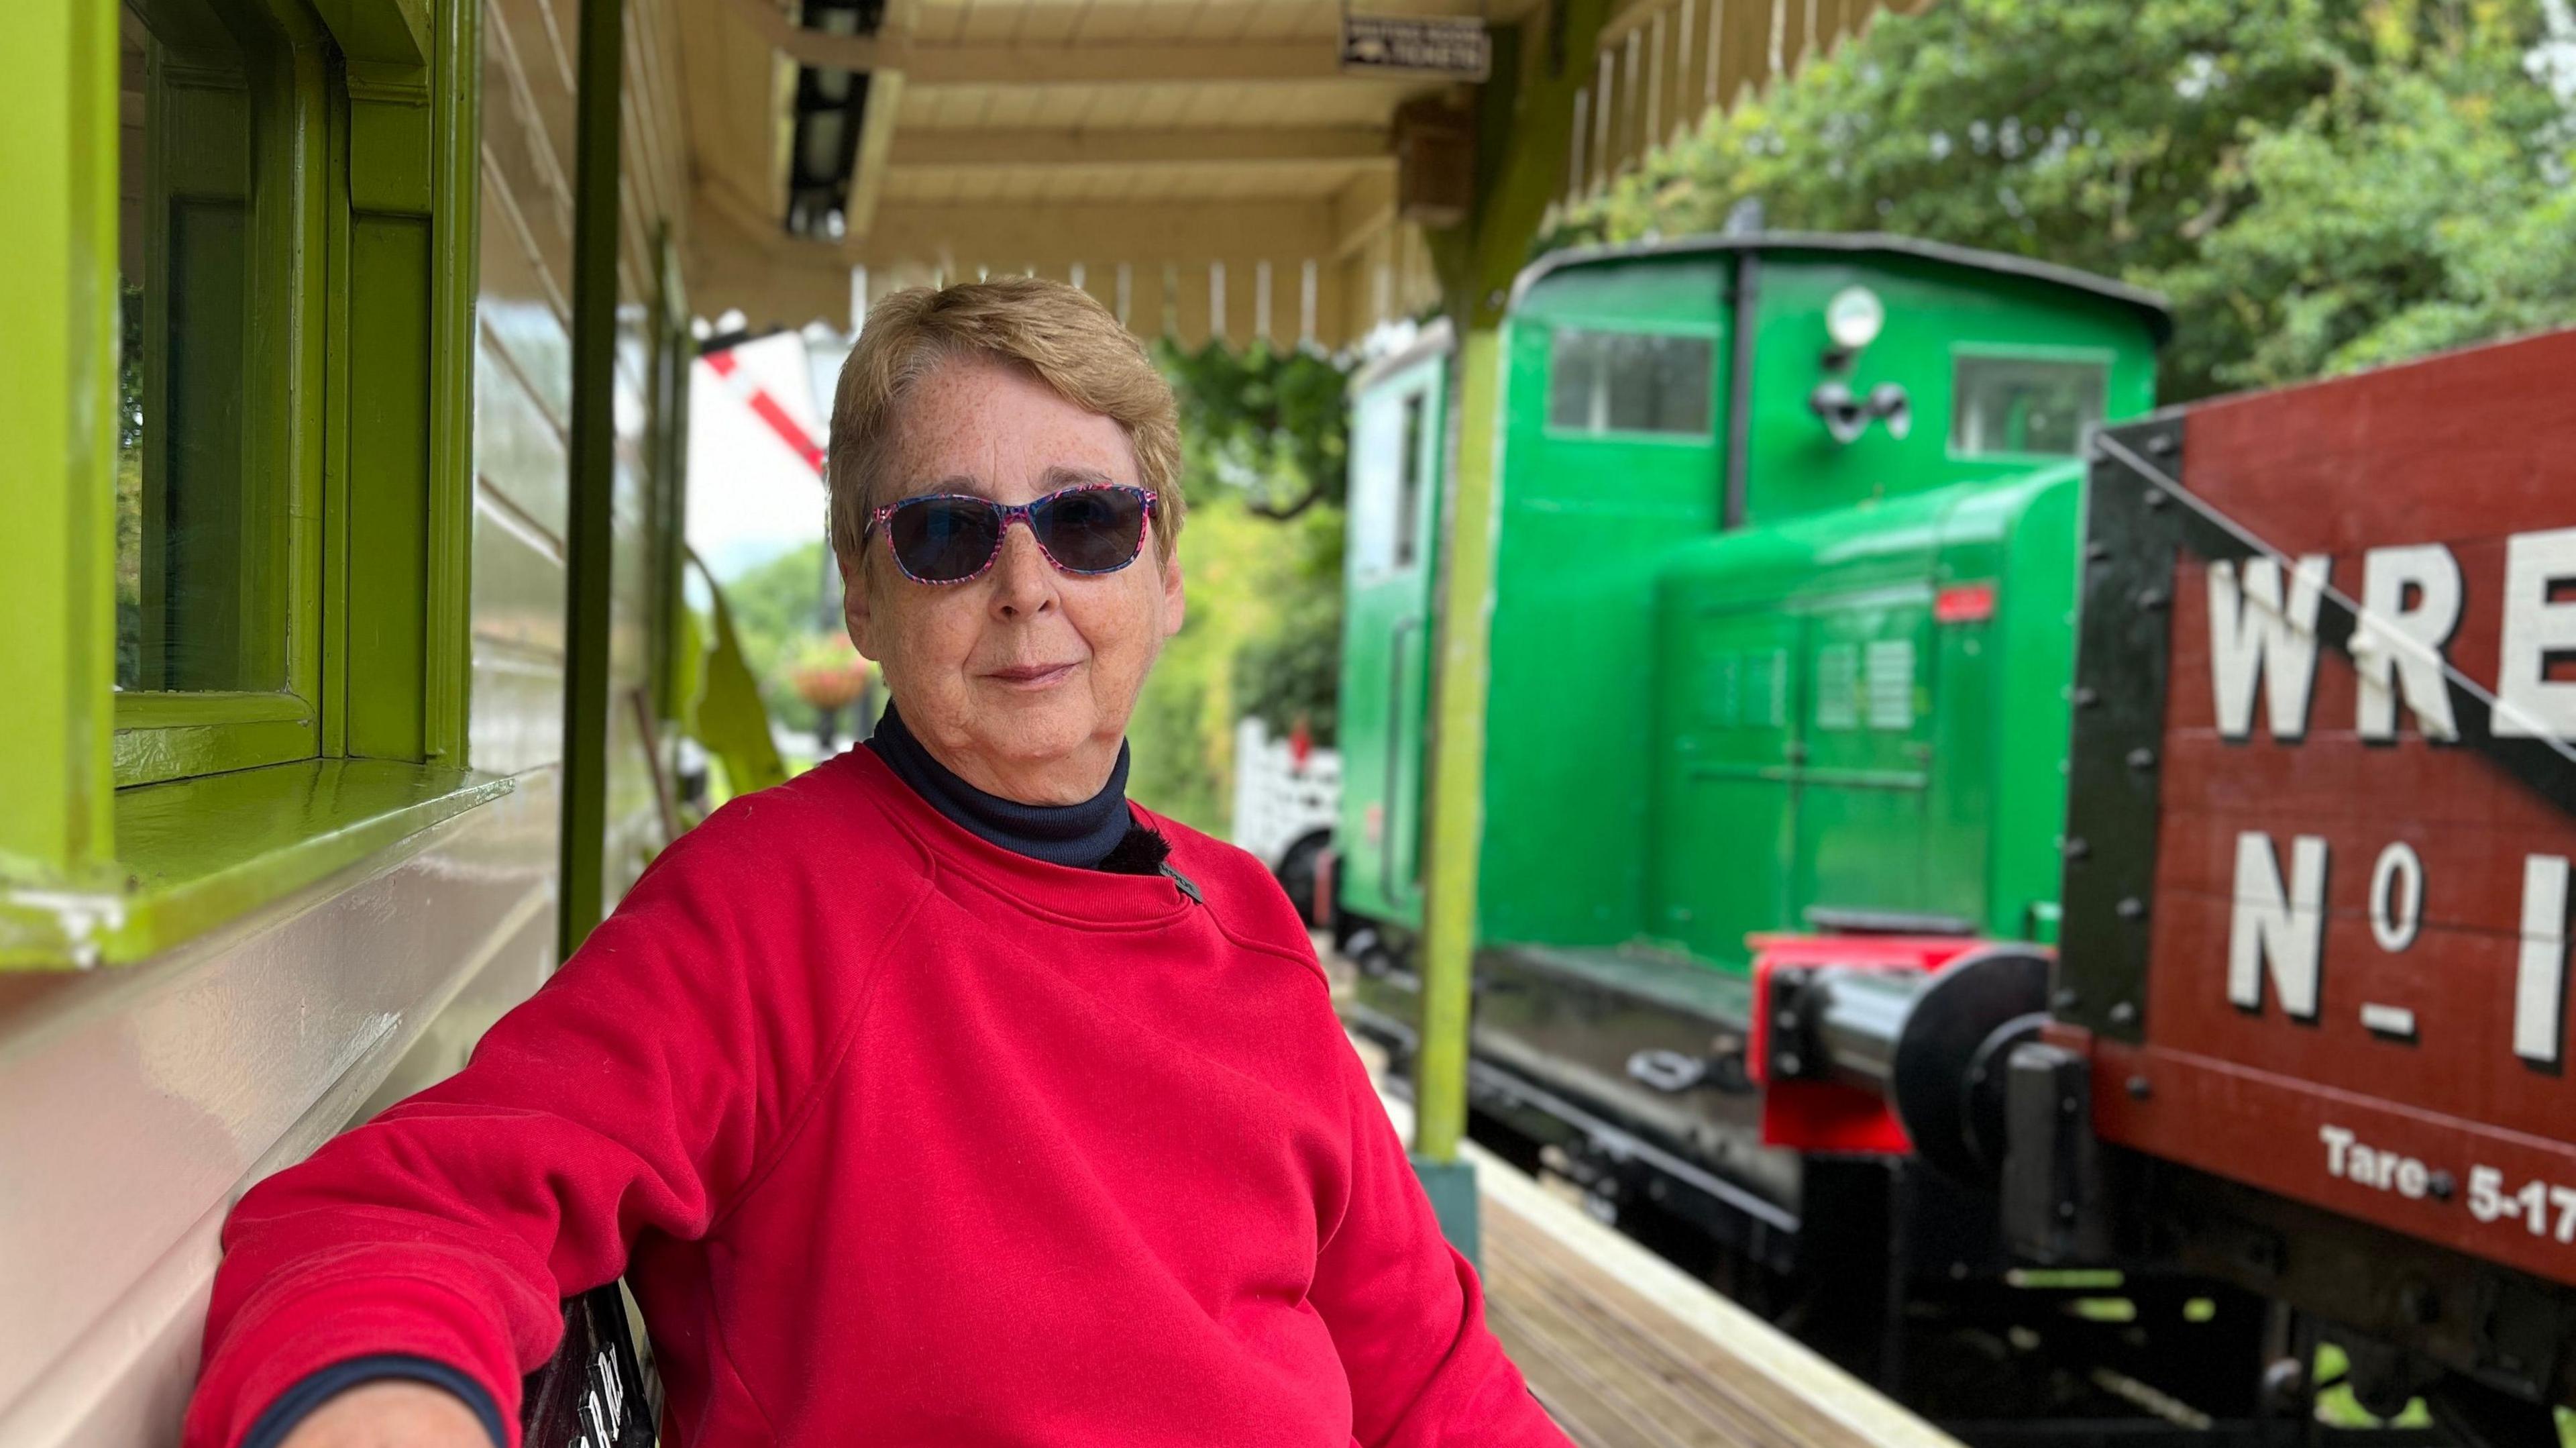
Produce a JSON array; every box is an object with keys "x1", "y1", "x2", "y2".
[
  {"x1": 1333, "y1": 232, "x2": 2169, "y2": 1388},
  {"x1": 1338, "y1": 232, "x2": 2163, "y2": 958}
]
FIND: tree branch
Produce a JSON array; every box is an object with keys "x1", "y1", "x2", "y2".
[{"x1": 1242, "y1": 482, "x2": 1328, "y2": 521}]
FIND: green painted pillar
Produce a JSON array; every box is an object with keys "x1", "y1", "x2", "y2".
[
  {"x1": 559, "y1": 0, "x2": 627, "y2": 960},
  {"x1": 1413, "y1": 323, "x2": 1505, "y2": 1168},
  {"x1": 1409, "y1": 326, "x2": 1506, "y2": 1265},
  {"x1": 1409, "y1": 0, "x2": 1611, "y2": 1256},
  {"x1": 0, "y1": 0, "x2": 118, "y2": 895}
]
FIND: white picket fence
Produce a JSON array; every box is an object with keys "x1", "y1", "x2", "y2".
[{"x1": 1231, "y1": 717, "x2": 1340, "y2": 872}]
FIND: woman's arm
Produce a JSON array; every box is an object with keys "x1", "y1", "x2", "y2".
[
  {"x1": 182, "y1": 819, "x2": 869, "y2": 1448},
  {"x1": 272, "y1": 1382, "x2": 492, "y2": 1448},
  {"x1": 1306, "y1": 1043, "x2": 1572, "y2": 1448}
]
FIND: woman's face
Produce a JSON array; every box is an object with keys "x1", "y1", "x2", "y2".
[{"x1": 843, "y1": 356, "x2": 1184, "y2": 805}]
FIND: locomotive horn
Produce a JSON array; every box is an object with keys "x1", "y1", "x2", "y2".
[
  {"x1": 1806, "y1": 380, "x2": 1915, "y2": 446},
  {"x1": 1768, "y1": 945, "x2": 2051, "y2": 1184}
]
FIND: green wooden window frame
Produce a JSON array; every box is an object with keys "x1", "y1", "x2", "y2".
[
  {"x1": 2, "y1": 0, "x2": 483, "y2": 970},
  {"x1": 1540, "y1": 321, "x2": 1722, "y2": 444},
  {"x1": 114, "y1": 0, "x2": 323, "y2": 786},
  {"x1": 1945, "y1": 344, "x2": 2116, "y2": 464},
  {"x1": 111, "y1": 0, "x2": 472, "y2": 786},
  {"x1": 1349, "y1": 375, "x2": 1441, "y2": 583}
]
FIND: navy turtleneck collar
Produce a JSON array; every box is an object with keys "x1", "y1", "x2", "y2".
[{"x1": 865, "y1": 699, "x2": 1137, "y2": 871}]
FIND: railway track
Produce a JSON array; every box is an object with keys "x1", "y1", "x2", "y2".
[{"x1": 1364, "y1": 1041, "x2": 1959, "y2": 1448}]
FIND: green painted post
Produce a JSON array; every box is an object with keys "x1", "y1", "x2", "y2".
[
  {"x1": 558, "y1": 0, "x2": 626, "y2": 959},
  {"x1": 1413, "y1": 324, "x2": 1503, "y2": 1168},
  {"x1": 1408, "y1": 0, "x2": 1610, "y2": 1255},
  {"x1": 648, "y1": 230, "x2": 692, "y2": 728},
  {"x1": 1407, "y1": 323, "x2": 1504, "y2": 1264},
  {"x1": 0, "y1": 0, "x2": 119, "y2": 891}
]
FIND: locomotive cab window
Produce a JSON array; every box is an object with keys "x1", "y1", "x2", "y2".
[
  {"x1": 1547, "y1": 327, "x2": 1714, "y2": 437},
  {"x1": 1393, "y1": 393, "x2": 1426, "y2": 568},
  {"x1": 1350, "y1": 380, "x2": 1434, "y2": 578},
  {"x1": 1949, "y1": 353, "x2": 2108, "y2": 458}
]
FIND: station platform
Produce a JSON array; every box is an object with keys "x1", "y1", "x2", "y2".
[{"x1": 1365, "y1": 1057, "x2": 1960, "y2": 1448}]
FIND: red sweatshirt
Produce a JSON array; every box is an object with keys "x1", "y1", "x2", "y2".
[{"x1": 186, "y1": 748, "x2": 1567, "y2": 1447}]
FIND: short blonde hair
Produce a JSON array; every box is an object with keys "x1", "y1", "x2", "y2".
[{"x1": 826, "y1": 276, "x2": 1184, "y2": 572}]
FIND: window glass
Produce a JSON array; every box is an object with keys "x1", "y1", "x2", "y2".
[
  {"x1": 117, "y1": 10, "x2": 149, "y2": 689},
  {"x1": 1951, "y1": 355, "x2": 2108, "y2": 458},
  {"x1": 1393, "y1": 393, "x2": 1426, "y2": 568},
  {"x1": 116, "y1": 3, "x2": 270, "y2": 694},
  {"x1": 1548, "y1": 328, "x2": 1713, "y2": 437},
  {"x1": 1348, "y1": 388, "x2": 1401, "y2": 577}
]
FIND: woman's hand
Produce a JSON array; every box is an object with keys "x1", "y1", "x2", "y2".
[{"x1": 275, "y1": 1382, "x2": 491, "y2": 1448}]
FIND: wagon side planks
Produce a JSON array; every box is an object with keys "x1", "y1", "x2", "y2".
[{"x1": 2063, "y1": 328, "x2": 2576, "y2": 1288}]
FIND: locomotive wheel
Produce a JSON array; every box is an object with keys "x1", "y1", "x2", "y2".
[{"x1": 1273, "y1": 829, "x2": 1333, "y2": 929}]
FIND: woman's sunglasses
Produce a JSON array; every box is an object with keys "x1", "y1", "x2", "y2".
[{"x1": 862, "y1": 483, "x2": 1159, "y2": 585}]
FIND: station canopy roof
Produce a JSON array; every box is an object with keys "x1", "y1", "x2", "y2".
[{"x1": 672, "y1": 0, "x2": 1922, "y2": 350}]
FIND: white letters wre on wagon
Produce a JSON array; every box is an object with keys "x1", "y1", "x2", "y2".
[{"x1": 2203, "y1": 527, "x2": 2576, "y2": 744}]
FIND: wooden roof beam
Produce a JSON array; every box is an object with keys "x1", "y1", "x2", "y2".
[
  {"x1": 904, "y1": 41, "x2": 1348, "y2": 87},
  {"x1": 856, "y1": 200, "x2": 1339, "y2": 270},
  {"x1": 704, "y1": 8, "x2": 1352, "y2": 89},
  {"x1": 842, "y1": 0, "x2": 916, "y2": 243},
  {"x1": 887, "y1": 127, "x2": 1391, "y2": 170},
  {"x1": 1332, "y1": 168, "x2": 1398, "y2": 260}
]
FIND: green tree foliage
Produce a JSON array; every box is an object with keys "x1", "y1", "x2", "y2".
[
  {"x1": 1156, "y1": 340, "x2": 1353, "y2": 519},
  {"x1": 1124, "y1": 342, "x2": 1353, "y2": 832},
  {"x1": 717, "y1": 539, "x2": 844, "y2": 738},
  {"x1": 1552, "y1": 0, "x2": 2576, "y2": 399},
  {"x1": 115, "y1": 282, "x2": 145, "y2": 686},
  {"x1": 1126, "y1": 481, "x2": 1351, "y2": 833},
  {"x1": 2189, "y1": 2, "x2": 2576, "y2": 381},
  {"x1": 1232, "y1": 583, "x2": 1343, "y2": 747}
]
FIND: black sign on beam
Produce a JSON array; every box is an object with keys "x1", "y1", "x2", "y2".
[{"x1": 1340, "y1": 13, "x2": 1493, "y2": 80}]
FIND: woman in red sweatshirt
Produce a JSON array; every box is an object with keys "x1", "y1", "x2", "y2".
[{"x1": 185, "y1": 277, "x2": 1570, "y2": 1448}]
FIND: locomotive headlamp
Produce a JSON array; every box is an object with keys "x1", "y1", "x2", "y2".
[{"x1": 1825, "y1": 286, "x2": 1886, "y2": 351}]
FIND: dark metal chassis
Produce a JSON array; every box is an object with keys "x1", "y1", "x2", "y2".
[{"x1": 1337, "y1": 927, "x2": 2573, "y2": 1445}]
